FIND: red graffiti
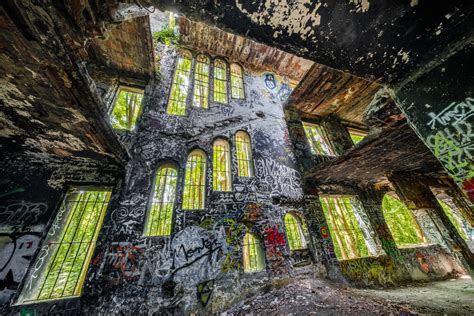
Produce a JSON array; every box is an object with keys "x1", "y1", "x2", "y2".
[
  {"x1": 319, "y1": 226, "x2": 329, "y2": 239},
  {"x1": 462, "y1": 178, "x2": 474, "y2": 201},
  {"x1": 415, "y1": 251, "x2": 430, "y2": 273},
  {"x1": 107, "y1": 243, "x2": 144, "y2": 279},
  {"x1": 264, "y1": 226, "x2": 286, "y2": 247}
]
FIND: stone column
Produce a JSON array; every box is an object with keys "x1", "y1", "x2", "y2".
[{"x1": 320, "y1": 115, "x2": 353, "y2": 156}]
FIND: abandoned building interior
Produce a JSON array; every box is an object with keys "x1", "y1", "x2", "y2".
[{"x1": 0, "y1": 1, "x2": 473, "y2": 315}]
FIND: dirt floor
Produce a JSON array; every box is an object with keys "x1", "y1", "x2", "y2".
[{"x1": 224, "y1": 276, "x2": 473, "y2": 315}]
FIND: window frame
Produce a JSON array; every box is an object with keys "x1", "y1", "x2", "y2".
[
  {"x1": 182, "y1": 148, "x2": 207, "y2": 210},
  {"x1": 212, "y1": 58, "x2": 229, "y2": 104},
  {"x1": 235, "y1": 130, "x2": 254, "y2": 178},
  {"x1": 212, "y1": 138, "x2": 232, "y2": 192},
  {"x1": 192, "y1": 54, "x2": 211, "y2": 109},
  {"x1": 166, "y1": 49, "x2": 193, "y2": 116},
  {"x1": 143, "y1": 162, "x2": 179, "y2": 237},
  {"x1": 242, "y1": 232, "x2": 266, "y2": 273},
  {"x1": 302, "y1": 121, "x2": 336, "y2": 156},
  {"x1": 230, "y1": 63, "x2": 245, "y2": 99},
  {"x1": 15, "y1": 185, "x2": 113, "y2": 305},
  {"x1": 284, "y1": 212, "x2": 308, "y2": 251},
  {"x1": 109, "y1": 86, "x2": 145, "y2": 131}
]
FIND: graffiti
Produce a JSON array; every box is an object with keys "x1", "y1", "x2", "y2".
[
  {"x1": 427, "y1": 97, "x2": 473, "y2": 130},
  {"x1": 462, "y1": 178, "x2": 474, "y2": 201},
  {"x1": 0, "y1": 232, "x2": 41, "y2": 303},
  {"x1": 425, "y1": 97, "x2": 474, "y2": 184},
  {"x1": 139, "y1": 226, "x2": 227, "y2": 287},
  {"x1": 0, "y1": 202, "x2": 47, "y2": 226},
  {"x1": 196, "y1": 279, "x2": 214, "y2": 306},
  {"x1": 263, "y1": 225, "x2": 290, "y2": 275},
  {"x1": 415, "y1": 251, "x2": 431, "y2": 273},
  {"x1": 0, "y1": 187, "x2": 25, "y2": 199},
  {"x1": 262, "y1": 72, "x2": 277, "y2": 91},
  {"x1": 256, "y1": 157, "x2": 303, "y2": 198},
  {"x1": 244, "y1": 202, "x2": 262, "y2": 221},
  {"x1": 105, "y1": 242, "x2": 145, "y2": 281}
]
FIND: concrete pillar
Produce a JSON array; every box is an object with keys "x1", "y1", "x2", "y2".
[
  {"x1": 391, "y1": 44, "x2": 474, "y2": 205},
  {"x1": 320, "y1": 115, "x2": 353, "y2": 156},
  {"x1": 389, "y1": 172, "x2": 474, "y2": 273}
]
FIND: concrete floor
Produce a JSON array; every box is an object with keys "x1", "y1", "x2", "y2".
[{"x1": 225, "y1": 276, "x2": 473, "y2": 315}]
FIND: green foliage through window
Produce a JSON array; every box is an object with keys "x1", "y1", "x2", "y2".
[
  {"x1": 382, "y1": 194, "x2": 427, "y2": 247},
  {"x1": 303, "y1": 122, "x2": 335, "y2": 156},
  {"x1": 213, "y1": 59, "x2": 228, "y2": 104},
  {"x1": 284, "y1": 213, "x2": 308, "y2": 250},
  {"x1": 193, "y1": 54, "x2": 210, "y2": 108},
  {"x1": 18, "y1": 189, "x2": 111, "y2": 304},
  {"x1": 348, "y1": 128, "x2": 367, "y2": 145},
  {"x1": 182, "y1": 149, "x2": 206, "y2": 209},
  {"x1": 110, "y1": 88, "x2": 144, "y2": 130},
  {"x1": 320, "y1": 196, "x2": 371, "y2": 260},
  {"x1": 235, "y1": 131, "x2": 253, "y2": 177},
  {"x1": 167, "y1": 50, "x2": 192, "y2": 115},
  {"x1": 212, "y1": 139, "x2": 231, "y2": 191},
  {"x1": 437, "y1": 198, "x2": 469, "y2": 241},
  {"x1": 243, "y1": 233, "x2": 265, "y2": 272},
  {"x1": 230, "y1": 63, "x2": 244, "y2": 99},
  {"x1": 144, "y1": 165, "x2": 177, "y2": 236}
]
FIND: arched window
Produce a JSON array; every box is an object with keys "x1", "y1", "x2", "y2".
[
  {"x1": 193, "y1": 54, "x2": 210, "y2": 108},
  {"x1": 182, "y1": 149, "x2": 206, "y2": 209},
  {"x1": 230, "y1": 63, "x2": 244, "y2": 99},
  {"x1": 382, "y1": 194, "x2": 427, "y2": 247},
  {"x1": 284, "y1": 213, "x2": 308, "y2": 250},
  {"x1": 243, "y1": 233, "x2": 265, "y2": 273},
  {"x1": 212, "y1": 139, "x2": 232, "y2": 191},
  {"x1": 144, "y1": 164, "x2": 178, "y2": 236},
  {"x1": 213, "y1": 59, "x2": 228, "y2": 103},
  {"x1": 235, "y1": 131, "x2": 254, "y2": 177},
  {"x1": 167, "y1": 50, "x2": 192, "y2": 115}
]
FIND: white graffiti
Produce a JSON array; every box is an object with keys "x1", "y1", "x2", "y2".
[
  {"x1": 256, "y1": 157, "x2": 303, "y2": 198},
  {"x1": 427, "y1": 97, "x2": 474, "y2": 130},
  {"x1": 0, "y1": 202, "x2": 47, "y2": 226}
]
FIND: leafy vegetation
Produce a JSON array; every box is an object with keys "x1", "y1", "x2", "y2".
[
  {"x1": 284, "y1": 213, "x2": 307, "y2": 250},
  {"x1": 243, "y1": 233, "x2": 265, "y2": 272},
  {"x1": 303, "y1": 123, "x2": 335, "y2": 156},
  {"x1": 382, "y1": 195, "x2": 426, "y2": 247},
  {"x1": 110, "y1": 89, "x2": 143, "y2": 130},
  {"x1": 21, "y1": 190, "x2": 110, "y2": 302},
  {"x1": 438, "y1": 199, "x2": 469, "y2": 240},
  {"x1": 320, "y1": 196, "x2": 370, "y2": 260},
  {"x1": 152, "y1": 26, "x2": 179, "y2": 46}
]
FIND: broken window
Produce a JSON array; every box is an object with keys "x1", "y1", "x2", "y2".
[
  {"x1": 347, "y1": 127, "x2": 367, "y2": 145},
  {"x1": 230, "y1": 63, "x2": 244, "y2": 99},
  {"x1": 182, "y1": 149, "x2": 206, "y2": 209},
  {"x1": 320, "y1": 195, "x2": 378, "y2": 260},
  {"x1": 243, "y1": 233, "x2": 265, "y2": 273},
  {"x1": 17, "y1": 188, "x2": 111, "y2": 304},
  {"x1": 382, "y1": 194, "x2": 427, "y2": 247},
  {"x1": 192, "y1": 54, "x2": 210, "y2": 108},
  {"x1": 213, "y1": 58, "x2": 228, "y2": 104},
  {"x1": 284, "y1": 213, "x2": 309, "y2": 250},
  {"x1": 110, "y1": 87, "x2": 144, "y2": 130},
  {"x1": 167, "y1": 49, "x2": 192, "y2": 115},
  {"x1": 212, "y1": 139, "x2": 232, "y2": 191},
  {"x1": 437, "y1": 198, "x2": 471, "y2": 241},
  {"x1": 235, "y1": 131, "x2": 254, "y2": 177},
  {"x1": 144, "y1": 164, "x2": 178, "y2": 236},
  {"x1": 302, "y1": 122, "x2": 336, "y2": 156}
]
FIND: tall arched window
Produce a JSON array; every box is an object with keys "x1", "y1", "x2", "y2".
[
  {"x1": 212, "y1": 139, "x2": 231, "y2": 191},
  {"x1": 182, "y1": 149, "x2": 206, "y2": 209},
  {"x1": 193, "y1": 54, "x2": 210, "y2": 108},
  {"x1": 243, "y1": 233, "x2": 265, "y2": 273},
  {"x1": 284, "y1": 213, "x2": 308, "y2": 250},
  {"x1": 144, "y1": 164, "x2": 177, "y2": 236},
  {"x1": 167, "y1": 50, "x2": 192, "y2": 115},
  {"x1": 213, "y1": 59, "x2": 228, "y2": 104},
  {"x1": 235, "y1": 131, "x2": 253, "y2": 177},
  {"x1": 230, "y1": 63, "x2": 244, "y2": 99},
  {"x1": 382, "y1": 194, "x2": 427, "y2": 247}
]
